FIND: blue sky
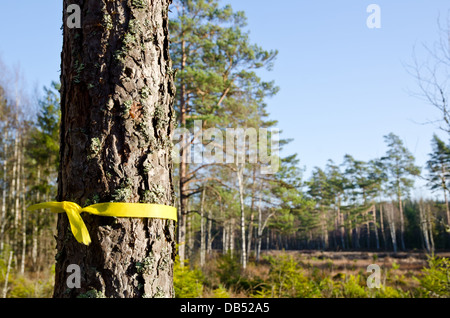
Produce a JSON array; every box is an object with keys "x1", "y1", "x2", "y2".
[{"x1": 0, "y1": 1, "x2": 449, "y2": 199}]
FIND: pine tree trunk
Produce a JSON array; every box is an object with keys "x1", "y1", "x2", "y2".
[
  {"x1": 398, "y1": 190, "x2": 406, "y2": 251},
  {"x1": 373, "y1": 206, "x2": 380, "y2": 250},
  {"x1": 338, "y1": 204, "x2": 345, "y2": 249},
  {"x1": 379, "y1": 203, "x2": 386, "y2": 250},
  {"x1": 207, "y1": 203, "x2": 212, "y2": 256},
  {"x1": 187, "y1": 200, "x2": 193, "y2": 259},
  {"x1": 426, "y1": 204, "x2": 435, "y2": 253},
  {"x1": 246, "y1": 170, "x2": 257, "y2": 263},
  {"x1": 246, "y1": 210, "x2": 254, "y2": 262},
  {"x1": 256, "y1": 192, "x2": 263, "y2": 262},
  {"x1": 55, "y1": 0, "x2": 176, "y2": 298},
  {"x1": 443, "y1": 186, "x2": 450, "y2": 234},
  {"x1": 322, "y1": 212, "x2": 328, "y2": 250}
]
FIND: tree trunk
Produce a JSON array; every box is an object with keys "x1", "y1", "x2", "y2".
[
  {"x1": 379, "y1": 203, "x2": 386, "y2": 250},
  {"x1": 236, "y1": 163, "x2": 246, "y2": 269},
  {"x1": 398, "y1": 190, "x2": 406, "y2": 251},
  {"x1": 440, "y1": 165, "x2": 450, "y2": 231},
  {"x1": 338, "y1": 204, "x2": 345, "y2": 249},
  {"x1": 222, "y1": 220, "x2": 228, "y2": 254},
  {"x1": 386, "y1": 203, "x2": 397, "y2": 253},
  {"x1": 0, "y1": 129, "x2": 7, "y2": 252},
  {"x1": 177, "y1": 37, "x2": 188, "y2": 268},
  {"x1": 322, "y1": 211, "x2": 328, "y2": 250},
  {"x1": 55, "y1": 0, "x2": 176, "y2": 298},
  {"x1": 199, "y1": 187, "x2": 206, "y2": 268},
  {"x1": 230, "y1": 217, "x2": 235, "y2": 257},
  {"x1": 20, "y1": 183, "x2": 26, "y2": 275},
  {"x1": 426, "y1": 204, "x2": 435, "y2": 253},
  {"x1": 207, "y1": 201, "x2": 212, "y2": 256},
  {"x1": 2, "y1": 251, "x2": 13, "y2": 298},
  {"x1": 373, "y1": 205, "x2": 380, "y2": 250},
  {"x1": 418, "y1": 201, "x2": 431, "y2": 253},
  {"x1": 256, "y1": 201, "x2": 262, "y2": 262},
  {"x1": 246, "y1": 169, "x2": 257, "y2": 263},
  {"x1": 31, "y1": 167, "x2": 40, "y2": 269}
]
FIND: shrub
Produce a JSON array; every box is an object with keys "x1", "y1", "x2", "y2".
[
  {"x1": 173, "y1": 257, "x2": 204, "y2": 298},
  {"x1": 340, "y1": 274, "x2": 368, "y2": 298},
  {"x1": 216, "y1": 253, "x2": 242, "y2": 288},
  {"x1": 414, "y1": 256, "x2": 450, "y2": 298},
  {"x1": 212, "y1": 284, "x2": 230, "y2": 298},
  {"x1": 262, "y1": 254, "x2": 320, "y2": 298}
]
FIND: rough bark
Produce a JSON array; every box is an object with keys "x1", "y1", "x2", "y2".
[{"x1": 55, "y1": 0, "x2": 176, "y2": 298}]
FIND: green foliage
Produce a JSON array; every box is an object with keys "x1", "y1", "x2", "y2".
[
  {"x1": 382, "y1": 132, "x2": 421, "y2": 196},
  {"x1": 339, "y1": 274, "x2": 368, "y2": 298},
  {"x1": 173, "y1": 257, "x2": 204, "y2": 298},
  {"x1": 426, "y1": 135, "x2": 450, "y2": 193},
  {"x1": 414, "y1": 256, "x2": 450, "y2": 298},
  {"x1": 76, "y1": 289, "x2": 106, "y2": 298},
  {"x1": 212, "y1": 284, "x2": 230, "y2": 298},
  {"x1": 216, "y1": 253, "x2": 242, "y2": 288},
  {"x1": 0, "y1": 250, "x2": 54, "y2": 298},
  {"x1": 261, "y1": 254, "x2": 320, "y2": 298},
  {"x1": 215, "y1": 254, "x2": 264, "y2": 293}
]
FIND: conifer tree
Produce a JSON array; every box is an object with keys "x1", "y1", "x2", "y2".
[
  {"x1": 426, "y1": 134, "x2": 450, "y2": 230},
  {"x1": 382, "y1": 133, "x2": 421, "y2": 251}
]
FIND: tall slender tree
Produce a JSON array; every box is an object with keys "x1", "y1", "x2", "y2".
[
  {"x1": 169, "y1": 0, "x2": 277, "y2": 266},
  {"x1": 382, "y1": 133, "x2": 421, "y2": 251},
  {"x1": 426, "y1": 134, "x2": 450, "y2": 230}
]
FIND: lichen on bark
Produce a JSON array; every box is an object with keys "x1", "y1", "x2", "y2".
[{"x1": 55, "y1": 0, "x2": 176, "y2": 298}]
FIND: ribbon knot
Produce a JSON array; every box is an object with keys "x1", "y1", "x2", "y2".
[{"x1": 28, "y1": 201, "x2": 177, "y2": 246}]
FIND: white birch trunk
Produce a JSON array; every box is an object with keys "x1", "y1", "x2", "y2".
[
  {"x1": 236, "y1": 164, "x2": 246, "y2": 269},
  {"x1": 2, "y1": 251, "x2": 13, "y2": 298},
  {"x1": 0, "y1": 130, "x2": 7, "y2": 252},
  {"x1": 386, "y1": 203, "x2": 397, "y2": 253}
]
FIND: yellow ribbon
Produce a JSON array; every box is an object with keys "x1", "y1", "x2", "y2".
[{"x1": 27, "y1": 201, "x2": 177, "y2": 246}]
